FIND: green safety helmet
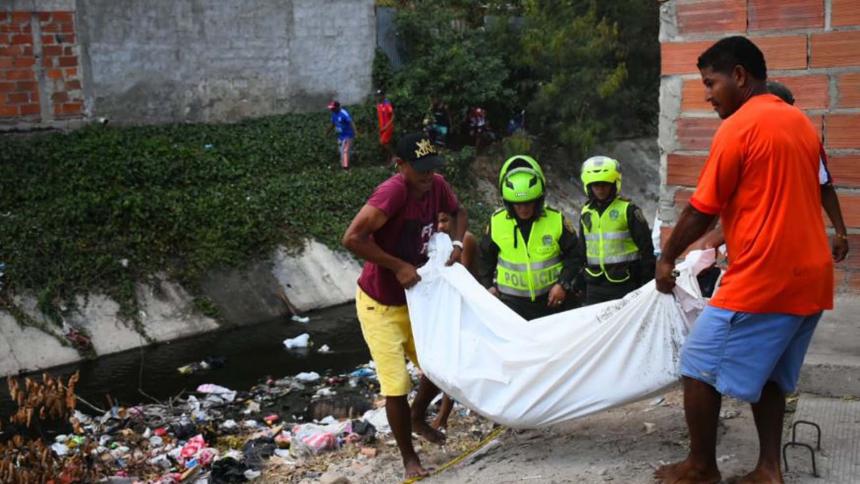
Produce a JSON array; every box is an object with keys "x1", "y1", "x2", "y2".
[
  {"x1": 580, "y1": 155, "x2": 622, "y2": 195},
  {"x1": 498, "y1": 155, "x2": 546, "y2": 195},
  {"x1": 501, "y1": 167, "x2": 544, "y2": 203}
]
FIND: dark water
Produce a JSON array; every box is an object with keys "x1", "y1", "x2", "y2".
[{"x1": 0, "y1": 303, "x2": 369, "y2": 417}]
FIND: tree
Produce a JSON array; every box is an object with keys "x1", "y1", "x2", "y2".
[
  {"x1": 385, "y1": 0, "x2": 517, "y2": 130},
  {"x1": 520, "y1": 0, "x2": 629, "y2": 158}
]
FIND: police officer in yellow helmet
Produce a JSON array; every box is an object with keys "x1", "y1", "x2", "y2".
[
  {"x1": 576, "y1": 156, "x2": 655, "y2": 305},
  {"x1": 477, "y1": 155, "x2": 580, "y2": 320}
]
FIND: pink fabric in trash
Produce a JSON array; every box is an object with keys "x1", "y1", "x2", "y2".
[
  {"x1": 180, "y1": 434, "x2": 206, "y2": 460},
  {"x1": 301, "y1": 432, "x2": 336, "y2": 452}
]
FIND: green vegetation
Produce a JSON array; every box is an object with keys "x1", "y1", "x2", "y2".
[
  {"x1": 0, "y1": 108, "x2": 485, "y2": 327},
  {"x1": 377, "y1": 0, "x2": 659, "y2": 158}
]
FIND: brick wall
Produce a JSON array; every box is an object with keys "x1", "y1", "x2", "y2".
[
  {"x1": 0, "y1": 10, "x2": 84, "y2": 126},
  {"x1": 659, "y1": 0, "x2": 860, "y2": 292}
]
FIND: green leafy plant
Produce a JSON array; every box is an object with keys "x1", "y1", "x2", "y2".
[{"x1": 0, "y1": 113, "x2": 393, "y2": 329}]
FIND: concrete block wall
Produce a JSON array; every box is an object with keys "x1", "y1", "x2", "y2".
[
  {"x1": 1, "y1": 0, "x2": 375, "y2": 128},
  {"x1": 659, "y1": 0, "x2": 860, "y2": 292}
]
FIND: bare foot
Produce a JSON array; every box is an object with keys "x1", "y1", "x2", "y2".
[
  {"x1": 737, "y1": 467, "x2": 783, "y2": 483},
  {"x1": 404, "y1": 458, "x2": 430, "y2": 479},
  {"x1": 412, "y1": 419, "x2": 447, "y2": 445},
  {"x1": 654, "y1": 459, "x2": 721, "y2": 484},
  {"x1": 430, "y1": 415, "x2": 448, "y2": 431}
]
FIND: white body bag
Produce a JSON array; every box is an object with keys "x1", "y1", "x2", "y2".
[{"x1": 406, "y1": 234, "x2": 713, "y2": 428}]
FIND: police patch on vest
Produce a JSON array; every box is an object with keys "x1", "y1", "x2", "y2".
[
  {"x1": 609, "y1": 209, "x2": 620, "y2": 220},
  {"x1": 543, "y1": 234, "x2": 553, "y2": 246}
]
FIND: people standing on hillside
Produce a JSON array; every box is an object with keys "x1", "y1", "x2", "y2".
[
  {"x1": 467, "y1": 106, "x2": 490, "y2": 151},
  {"x1": 426, "y1": 99, "x2": 451, "y2": 146},
  {"x1": 375, "y1": 90, "x2": 395, "y2": 158},
  {"x1": 477, "y1": 155, "x2": 580, "y2": 320},
  {"x1": 575, "y1": 156, "x2": 655, "y2": 305},
  {"x1": 342, "y1": 133, "x2": 468, "y2": 479},
  {"x1": 325, "y1": 100, "x2": 357, "y2": 170},
  {"x1": 655, "y1": 36, "x2": 835, "y2": 484}
]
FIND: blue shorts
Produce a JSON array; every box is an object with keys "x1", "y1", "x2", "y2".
[{"x1": 680, "y1": 305, "x2": 821, "y2": 403}]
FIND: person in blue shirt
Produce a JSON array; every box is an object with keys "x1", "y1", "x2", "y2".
[{"x1": 326, "y1": 100, "x2": 358, "y2": 170}]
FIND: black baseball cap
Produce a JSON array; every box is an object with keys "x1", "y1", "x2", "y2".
[{"x1": 396, "y1": 133, "x2": 445, "y2": 172}]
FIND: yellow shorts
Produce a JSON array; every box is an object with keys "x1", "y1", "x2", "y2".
[{"x1": 355, "y1": 287, "x2": 419, "y2": 397}]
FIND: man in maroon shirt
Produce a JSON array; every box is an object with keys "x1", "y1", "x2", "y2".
[{"x1": 342, "y1": 133, "x2": 468, "y2": 479}]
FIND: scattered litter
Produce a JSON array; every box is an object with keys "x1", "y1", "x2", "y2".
[
  {"x1": 643, "y1": 422, "x2": 657, "y2": 434},
  {"x1": 51, "y1": 443, "x2": 69, "y2": 456},
  {"x1": 719, "y1": 409, "x2": 740, "y2": 419},
  {"x1": 362, "y1": 408, "x2": 391, "y2": 435},
  {"x1": 318, "y1": 344, "x2": 332, "y2": 354},
  {"x1": 295, "y1": 371, "x2": 321, "y2": 383},
  {"x1": 349, "y1": 367, "x2": 376, "y2": 379},
  {"x1": 717, "y1": 454, "x2": 735, "y2": 464},
  {"x1": 196, "y1": 383, "x2": 237, "y2": 402},
  {"x1": 291, "y1": 314, "x2": 311, "y2": 323},
  {"x1": 244, "y1": 400, "x2": 261, "y2": 414},
  {"x1": 315, "y1": 387, "x2": 336, "y2": 398},
  {"x1": 178, "y1": 356, "x2": 226, "y2": 375},
  {"x1": 283, "y1": 333, "x2": 311, "y2": 349}
]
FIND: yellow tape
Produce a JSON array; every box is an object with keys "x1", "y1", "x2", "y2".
[{"x1": 401, "y1": 426, "x2": 507, "y2": 484}]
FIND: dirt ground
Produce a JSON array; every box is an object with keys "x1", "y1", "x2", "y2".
[{"x1": 262, "y1": 387, "x2": 829, "y2": 484}]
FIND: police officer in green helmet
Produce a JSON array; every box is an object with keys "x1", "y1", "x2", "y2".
[
  {"x1": 576, "y1": 156, "x2": 655, "y2": 305},
  {"x1": 477, "y1": 155, "x2": 580, "y2": 320}
]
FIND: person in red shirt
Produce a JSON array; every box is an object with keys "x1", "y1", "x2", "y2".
[
  {"x1": 342, "y1": 133, "x2": 467, "y2": 479},
  {"x1": 655, "y1": 37, "x2": 835, "y2": 484},
  {"x1": 376, "y1": 89, "x2": 395, "y2": 157}
]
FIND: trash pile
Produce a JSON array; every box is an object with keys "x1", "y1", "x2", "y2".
[{"x1": 0, "y1": 360, "x2": 396, "y2": 483}]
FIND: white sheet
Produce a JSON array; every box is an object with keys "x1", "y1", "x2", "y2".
[{"x1": 406, "y1": 233, "x2": 712, "y2": 428}]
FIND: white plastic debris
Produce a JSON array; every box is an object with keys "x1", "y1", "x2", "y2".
[
  {"x1": 294, "y1": 371, "x2": 320, "y2": 383},
  {"x1": 362, "y1": 407, "x2": 391, "y2": 434},
  {"x1": 51, "y1": 443, "x2": 69, "y2": 456},
  {"x1": 196, "y1": 383, "x2": 237, "y2": 402},
  {"x1": 283, "y1": 333, "x2": 311, "y2": 349},
  {"x1": 317, "y1": 344, "x2": 332, "y2": 354},
  {"x1": 291, "y1": 314, "x2": 311, "y2": 323},
  {"x1": 315, "y1": 387, "x2": 336, "y2": 397}
]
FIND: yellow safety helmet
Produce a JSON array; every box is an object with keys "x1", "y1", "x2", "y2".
[
  {"x1": 498, "y1": 155, "x2": 546, "y2": 196},
  {"x1": 580, "y1": 156, "x2": 622, "y2": 195}
]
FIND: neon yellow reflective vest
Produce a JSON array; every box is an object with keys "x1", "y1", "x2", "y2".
[
  {"x1": 581, "y1": 197, "x2": 640, "y2": 283},
  {"x1": 491, "y1": 207, "x2": 563, "y2": 301}
]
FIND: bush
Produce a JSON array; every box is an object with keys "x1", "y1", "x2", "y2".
[{"x1": 0, "y1": 113, "x2": 392, "y2": 324}]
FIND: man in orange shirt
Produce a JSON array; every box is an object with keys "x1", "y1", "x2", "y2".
[{"x1": 654, "y1": 37, "x2": 835, "y2": 484}]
